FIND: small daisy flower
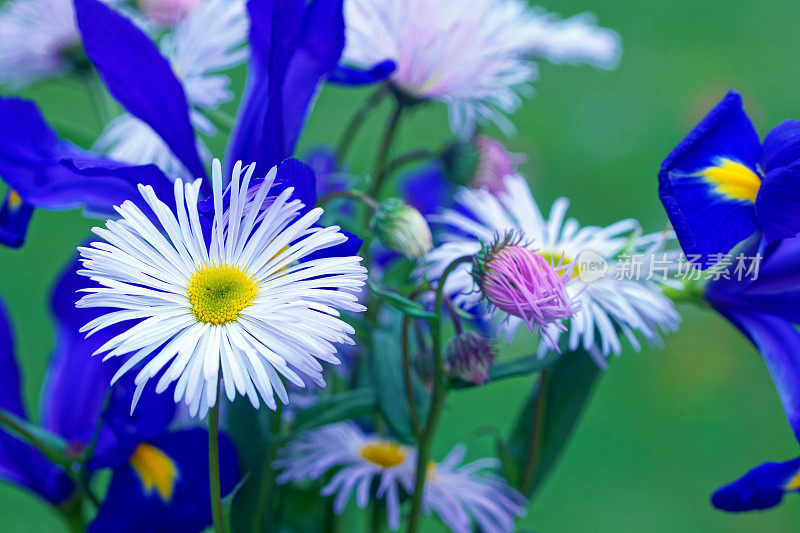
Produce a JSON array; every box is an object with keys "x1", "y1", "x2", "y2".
[
  {"x1": 342, "y1": 0, "x2": 620, "y2": 136},
  {"x1": 0, "y1": 0, "x2": 112, "y2": 87},
  {"x1": 95, "y1": 0, "x2": 248, "y2": 178},
  {"x1": 75, "y1": 159, "x2": 367, "y2": 418},
  {"x1": 275, "y1": 422, "x2": 412, "y2": 531},
  {"x1": 405, "y1": 444, "x2": 527, "y2": 533},
  {"x1": 425, "y1": 175, "x2": 680, "y2": 365}
]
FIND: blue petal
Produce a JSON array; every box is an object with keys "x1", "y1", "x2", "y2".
[
  {"x1": 41, "y1": 257, "x2": 123, "y2": 444},
  {"x1": 274, "y1": 157, "x2": 317, "y2": 208},
  {"x1": 0, "y1": 97, "x2": 173, "y2": 219},
  {"x1": 228, "y1": 0, "x2": 303, "y2": 172},
  {"x1": 89, "y1": 428, "x2": 239, "y2": 533},
  {"x1": 760, "y1": 120, "x2": 800, "y2": 174},
  {"x1": 282, "y1": 0, "x2": 345, "y2": 155},
  {"x1": 0, "y1": 296, "x2": 74, "y2": 504},
  {"x1": 712, "y1": 456, "x2": 800, "y2": 512},
  {"x1": 658, "y1": 89, "x2": 761, "y2": 266},
  {"x1": 717, "y1": 310, "x2": 800, "y2": 441},
  {"x1": 0, "y1": 191, "x2": 34, "y2": 248},
  {"x1": 74, "y1": 0, "x2": 206, "y2": 180},
  {"x1": 755, "y1": 161, "x2": 800, "y2": 243},
  {"x1": 402, "y1": 161, "x2": 452, "y2": 216},
  {"x1": 329, "y1": 60, "x2": 396, "y2": 86}
]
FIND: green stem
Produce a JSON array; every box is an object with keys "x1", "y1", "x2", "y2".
[
  {"x1": 252, "y1": 405, "x2": 283, "y2": 533},
  {"x1": 205, "y1": 107, "x2": 237, "y2": 136},
  {"x1": 0, "y1": 408, "x2": 67, "y2": 468},
  {"x1": 521, "y1": 370, "x2": 549, "y2": 494},
  {"x1": 401, "y1": 314, "x2": 422, "y2": 441},
  {"x1": 369, "y1": 500, "x2": 384, "y2": 533},
  {"x1": 58, "y1": 497, "x2": 86, "y2": 533},
  {"x1": 406, "y1": 256, "x2": 471, "y2": 533},
  {"x1": 318, "y1": 189, "x2": 380, "y2": 211},
  {"x1": 209, "y1": 394, "x2": 226, "y2": 533},
  {"x1": 383, "y1": 150, "x2": 437, "y2": 178},
  {"x1": 368, "y1": 98, "x2": 405, "y2": 198},
  {"x1": 337, "y1": 85, "x2": 390, "y2": 163}
]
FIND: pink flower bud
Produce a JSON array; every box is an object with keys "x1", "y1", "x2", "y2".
[
  {"x1": 139, "y1": 0, "x2": 200, "y2": 26},
  {"x1": 474, "y1": 240, "x2": 577, "y2": 348}
]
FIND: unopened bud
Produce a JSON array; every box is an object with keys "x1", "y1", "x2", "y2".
[
  {"x1": 139, "y1": 0, "x2": 200, "y2": 25},
  {"x1": 371, "y1": 199, "x2": 433, "y2": 259},
  {"x1": 445, "y1": 331, "x2": 497, "y2": 385},
  {"x1": 473, "y1": 235, "x2": 577, "y2": 343},
  {"x1": 442, "y1": 136, "x2": 520, "y2": 193}
]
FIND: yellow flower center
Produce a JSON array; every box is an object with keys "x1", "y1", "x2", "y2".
[
  {"x1": 359, "y1": 441, "x2": 407, "y2": 468},
  {"x1": 187, "y1": 262, "x2": 259, "y2": 325}
]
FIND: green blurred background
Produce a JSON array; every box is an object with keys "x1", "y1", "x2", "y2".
[{"x1": 3, "y1": 0, "x2": 800, "y2": 530}]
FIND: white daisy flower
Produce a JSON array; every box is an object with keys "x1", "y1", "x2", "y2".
[
  {"x1": 405, "y1": 444, "x2": 527, "y2": 533},
  {"x1": 95, "y1": 0, "x2": 248, "y2": 178},
  {"x1": 424, "y1": 175, "x2": 680, "y2": 365},
  {"x1": 276, "y1": 422, "x2": 412, "y2": 531},
  {"x1": 0, "y1": 0, "x2": 114, "y2": 87},
  {"x1": 75, "y1": 159, "x2": 367, "y2": 418},
  {"x1": 342, "y1": 0, "x2": 621, "y2": 136}
]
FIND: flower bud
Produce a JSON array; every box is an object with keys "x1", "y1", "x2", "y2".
[
  {"x1": 473, "y1": 236, "x2": 577, "y2": 343},
  {"x1": 444, "y1": 331, "x2": 497, "y2": 385},
  {"x1": 442, "y1": 136, "x2": 519, "y2": 193},
  {"x1": 371, "y1": 198, "x2": 433, "y2": 259},
  {"x1": 139, "y1": 0, "x2": 200, "y2": 25}
]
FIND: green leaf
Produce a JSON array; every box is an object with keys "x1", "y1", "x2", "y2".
[
  {"x1": 0, "y1": 408, "x2": 68, "y2": 460},
  {"x1": 449, "y1": 352, "x2": 560, "y2": 390},
  {"x1": 369, "y1": 281, "x2": 435, "y2": 320},
  {"x1": 506, "y1": 350, "x2": 602, "y2": 498},
  {"x1": 371, "y1": 328, "x2": 430, "y2": 444},
  {"x1": 291, "y1": 389, "x2": 376, "y2": 433}
]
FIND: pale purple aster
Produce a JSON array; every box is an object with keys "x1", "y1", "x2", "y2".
[
  {"x1": 275, "y1": 422, "x2": 412, "y2": 531},
  {"x1": 403, "y1": 444, "x2": 527, "y2": 533},
  {"x1": 342, "y1": 0, "x2": 621, "y2": 136},
  {"x1": 138, "y1": 0, "x2": 201, "y2": 26}
]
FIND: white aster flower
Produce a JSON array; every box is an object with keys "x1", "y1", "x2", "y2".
[
  {"x1": 0, "y1": 0, "x2": 110, "y2": 87},
  {"x1": 75, "y1": 159, "x2": 367, "y2": 418},
  {"x1": 404, "y1": 444, "x2": 527, "y2": 533},
  {"x1": 425, "y1": 175, "x2": 680, "y2": 365},
  {"x1": 342, "y1": 0, "x2": 621, "y2": 136},
  {"x1": 95, "y1": 0, "x2": 248, "y2": 178},
  {"x1": 276, "y1": 422, "x2": 412, "y2": 531}
]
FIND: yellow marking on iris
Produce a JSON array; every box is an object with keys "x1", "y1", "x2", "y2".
[
  {"x1": 359, "y1": 440, "x2": 408, "y2": 468},
  {"x1": 785, "y1": 468, "x2": 800, "y2": 490},
  {"x1": 187, "y1": 262, "x2": 259, "y2": 325},
  {"x1": 130, "y1": 443, "x2": 179, "y2": 501},
  {"x1": 696, "y1": 158, "x2": 761, "y2": 203},
  {"x1": 7, "y1": 189, "x2": 22, "y2": 209}
]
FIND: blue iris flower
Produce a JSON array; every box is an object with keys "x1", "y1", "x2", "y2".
[
  {"x1": 659, "y1": 89, "x2": 800, "y2": 268},
  {"x1": 0, "y1": 258, "x2": 239, "y2": 531},
  {"x1": 0, "y1": 0, "x2": 384, "y2": 249},
  {"x1": 705, "y1": 235, "x2": 800, "y2": 512}
]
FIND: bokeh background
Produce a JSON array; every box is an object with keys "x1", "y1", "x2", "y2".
[{"x1": 2, "y1": 0, "x2": 800, "y2": 530}]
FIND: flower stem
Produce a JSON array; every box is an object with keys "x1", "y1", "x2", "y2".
[
  {"x1": 368, "y1": 98, "x2": 405, "y2": 198},
  {"x1": 401, "y1": 314, "x2": 422, "y2": 441},
  {"x1": 0, "y1": 408, "x2": 67, "y2": 468},
  {"x1": 318, "y1": 189, "x2": 380, "y2": 211},
  {"x1": 406, "y1": 256, "x2": 471, "y2": 533},
  {"x1": 208, "y1": 393, "x2": 226, "y2": 533},
  {"x1": 252, "y1": 405, "x2": 282, "y2": 533},
  {"x1": 337, "y1": 84, "x2": 390, "y2": 163}
]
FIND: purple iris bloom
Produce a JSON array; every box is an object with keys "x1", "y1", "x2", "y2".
[
  {"x1": 0, "y1": 258, "x2": 239, "y2": 531},
  {"x1": 705, "y1": 235, "x2": 800, "y2": 512},
  {"x1": 0, "y1": 0, "x2": 386, "y2": 249}
]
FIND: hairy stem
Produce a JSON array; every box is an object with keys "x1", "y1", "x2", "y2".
[{"x1": 337, "y1": 85, "x2": 390, "y2": 162}]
